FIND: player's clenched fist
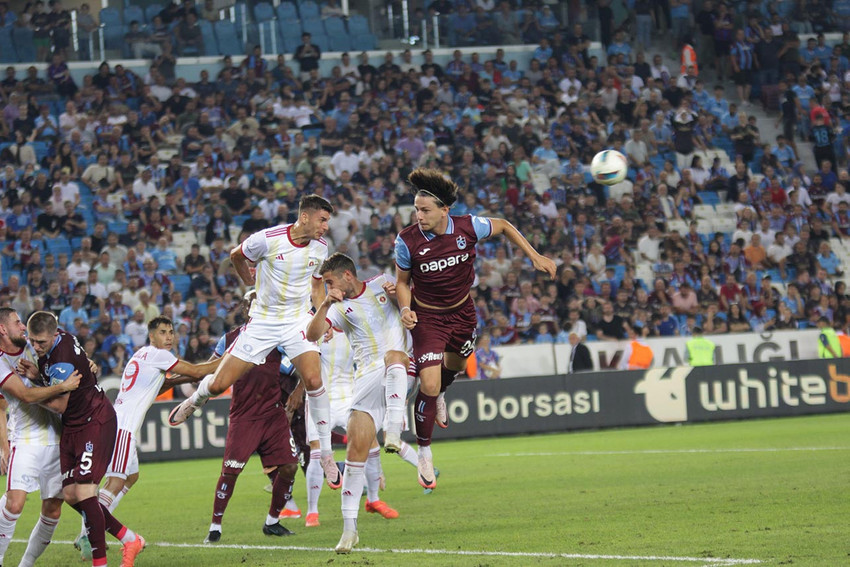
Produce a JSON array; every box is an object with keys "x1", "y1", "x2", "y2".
[
  {"x1": 324, "y1": 288, "x2": 345, "y2": 305},
  {"x1": 400, "y1": 307, "x2": 418, "y2": 330}
]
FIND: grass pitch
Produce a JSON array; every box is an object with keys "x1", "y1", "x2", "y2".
[{"x1": 3, "y1": 413, "x2": 848, "y2": 566}]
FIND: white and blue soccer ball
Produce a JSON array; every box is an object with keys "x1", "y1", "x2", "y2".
[{"x1": 590, "y1": 150, "x2": 628, "y2": 186}]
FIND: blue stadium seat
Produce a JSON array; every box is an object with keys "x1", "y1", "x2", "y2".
[
  {"x1": 107, "y1": 221, "x2": 129, "y2": 234},
  {"x1": 124, "y1": 5, "x2": 145, "y2": 25},
  {"x1": 214, "y1": 20, "x2": 243, "y2": 55},
  {"x1": 199, "y1": 19, "x2": 216, "y2": 55},
  {"x1": 299, "y1": 0, "x2": 319, "y2": 19},
  {"x1": 258, "y1": 20, "x2": 281, "y2": 54},
  {"x1": 253, "y1": 1, "x2": 275, "y2": 22},
  {"x1": 145, "y1": 4, "x2": 163, "y2": 24},
  {"x1": 301, "y1": 18, "x2": 325, "y2": 37},
  {"x1": 279, "y1": 18, "x2": 302, "y2": 39},
  {"x1": 698, "y1": 191, "x2": 720, "y2": 205},
  {"x1": 233, "y1": 214, "x2": 250, "y2": 227},
  {"x1": 329, "y1": 33, "x2": 351, "y2": 52},
  {"x1": 31, "y1": 141, "x2": 49, "y2": 163},
  {"x1": 171, "y1": 274, "x2": 191, "y2": 299},
  {"x1": 311, "y1": 34, "x2": 329, "y2": 52},
  {"x1": 12, "y1": 27, "x2": 34, "y2": 62},
  {"x1": 352, "y1": 33, "x2": 377, "y2": 51},
  {"x1": 324, "y1": 17, "x2": 346, "y2": 36},
  {"x1": 282, "y1": 34, "x2": 300, "y2": 52},
  {"x1": 99, "y1": 7, "x2": 121, "y2": 27},
  {"x1": 276, "y1": 2, "x2": 297, "y2": 20},
  {"x1": 347, "y1": 15, "x2": 369, "y2": 35},
  {"x1": 0, "y1": 28, "x2": 15, "y2": 63}
]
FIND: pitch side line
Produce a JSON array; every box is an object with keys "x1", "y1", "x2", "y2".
[
  {"x1": 31, "y1": 540, "x2": 761, "y2": 564},
  {"x1": 488, "y1": 446, "x2": 849, "y2": 457}
]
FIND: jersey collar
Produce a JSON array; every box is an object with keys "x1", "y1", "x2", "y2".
[{"x1": 418, "y1": 216, "x2": 454, "y2": 241}]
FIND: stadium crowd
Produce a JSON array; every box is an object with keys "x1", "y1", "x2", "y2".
[{"x1": 2, "y1": 1, "x2": 850, "y2": 383}]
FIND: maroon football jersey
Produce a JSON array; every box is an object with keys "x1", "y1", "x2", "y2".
[
  {"x1": 223, "y1": 327, "x2": 286, "y2": 422},
  {"x1": 38, "y1": 330, "x2": 114, "y2": 429},
  {"x1": 396, "y1": 215, "x2": 486, "y2": 309}
]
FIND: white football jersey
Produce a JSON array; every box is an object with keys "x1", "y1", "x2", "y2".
[
  {"x1": 113, "y1": 346, "x2": 178, "y2": 434},
  {"x1": 0, "y1": 345, "x2": 62, "y2": 446},
  {"x1": 326, "y1": 274, "x2": 412, "y2": 378},
  {"x1": 320, "y1": 329, "x2": 354, "y2": 406},
  {"x1": 240, "y1": 224, "x2": 328, "y2": 323}
]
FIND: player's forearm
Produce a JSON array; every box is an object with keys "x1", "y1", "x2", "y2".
[
  {"x1": 19, "y1": 383, "x2": 73, "y2": 404},
  {"x1": 230, "y1": 247, "x2": 253, "y2": 284},
  {"x1": 396, "y1": 278, "x2": 412, "y2": 310},
  {"x1": 159, "y1": 375, "x2": 201, "y2": 393},
  {"x1": 493, "y1": 218, "x2": 542, "y2": 260},
  {"x1": 306, "y1": 307, "x2": 330, "y2": 342},
  {"x1": 311, "y1": 278, "x2": 326, "y2": 311},
  {"x1": 39, "y1": 393, "x2": 69, "y2": 414}
]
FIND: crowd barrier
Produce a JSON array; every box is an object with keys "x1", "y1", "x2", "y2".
[{"x1": 134, "y1": 356, "x2": 850, "y2": 463}]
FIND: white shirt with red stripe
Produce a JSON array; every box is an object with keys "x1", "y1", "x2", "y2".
[
  {"x1": 0, "y1": 345, "x2": 62, "y2": 446},
  {"x1": 239, "y1": 223, "x2": 328, "y2": 323},
  {"x1": 113, "y1": 345, "x2": 178, "y2": 435}
]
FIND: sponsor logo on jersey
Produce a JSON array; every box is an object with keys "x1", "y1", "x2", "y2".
[
  {"x1": 419, "y1": 248, "x2": 431, "y2": 255},
  {"x1": 418, "y1": 352, "x2": 443, "y2": 364},
  {"x1": 224, "y1": 460, "x2": 246, "y2": 469},
  {"x1": 419, "y1": 253, "x2": 470, "y2": 273},
  {"x1": 456, "y1": 236, "x2": 467, "y2": 249},
  {"x1": 275, "y1": 254, "x2": 286, "y2": 261}
]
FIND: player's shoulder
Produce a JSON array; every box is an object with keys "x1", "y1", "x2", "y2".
[
  {"x1": 397, "y1": 223, "x2": 419, "y2": 239},
  {"x1": 262, "y1": 223, "x2": 292, "y2": 240}
]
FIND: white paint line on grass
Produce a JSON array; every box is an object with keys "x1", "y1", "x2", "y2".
[
  {"x1": 33, "y1": 539, "x2": 761, "y2": 565},
  {"x1": 488, "y1": 446, "x2": 849, "y2": 457}
]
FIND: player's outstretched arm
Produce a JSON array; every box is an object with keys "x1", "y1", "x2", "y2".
[
  {"x1": 0, "y1": 371, "x2": 80, "y2": 405},
  {"x1": 230, "y1": 245, "x2": 256, "y2": 286},
  {"x1": 487, "y1": 217, "x2": 557, "y2": 279},
  {"x1": 171, "y1": 357, "x2": 223, "y2": 380},
  {"x1": 306, "y1": 288, "x2": 342, "y2": 342}
]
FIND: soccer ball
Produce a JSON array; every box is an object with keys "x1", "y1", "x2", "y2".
[{"x1": 590, "y1": 150, "x2": 628, "y2": 185}]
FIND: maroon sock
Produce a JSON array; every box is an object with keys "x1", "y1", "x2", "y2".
[
  {"x1": 268, "y1": 466, "x2": 295, "y2": 518},
  {"x1": 212, "y1": 473, "x2": 238, "y2": 526},
  {"x1": 440, "y1": 365, "x2": 458, "y2": 393},
  {"x1": 76, "y1": 496, "x2": 107, "y2": 562},
  {"x1": 99, "y1": 504, "x2": 128, "y2": 540},
  {"x1": 414, "y1": 391, "x2": 438, "y2": 446}
]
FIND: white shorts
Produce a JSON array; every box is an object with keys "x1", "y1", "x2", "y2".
[
  {"x1": 306, "y1": 396, "x2": 352, "y2": 442},
  {"x1": 105, "y1": 429, "x2": 139, "y2": 480},
  {"x1": 350, "y1": 365, "x2": 386, "y2": 433},
  {"x1": 228, "y1": 315, "x2": 320, "y2": 366},
  {"x1": 7, "y1": 444, "x2": 63, "y2": 499}
]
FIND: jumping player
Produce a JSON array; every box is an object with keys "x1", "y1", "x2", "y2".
[
  {"x1": 306, "y1": 253, "x2": 412, "y2": 554},
  {"x1": 24, "y1": 311, "x2": 145, "y2": 567},
  {"x1": 75, "y1": 316, "x2": 222, "y2": 558},
  {"x1": 394, "y1": 169, "x2": 556, "y2": 489},
  {"x1": 200, "y1": 290, "x2": 301, "y2": 543},
  {"x1": 168, "y1": 195, "x2": 343, "y2": 488},
  {"x1": 0, "y1": 308, "x2": 77, "y2": 567}
]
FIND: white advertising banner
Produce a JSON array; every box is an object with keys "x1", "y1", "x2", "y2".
[{"x1": 494, "y1": 330, "x2": 821, "y2": 379}]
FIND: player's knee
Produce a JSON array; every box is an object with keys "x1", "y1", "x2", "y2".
[
  {"x1": 278, "y1": 463, "x2": 297, "y2": 480},
  {"x1": 4, "y1": 493, "x2": 24, "y2": 515},
  {"x1": 42, "y1": 499, "x2": 63, "y2": 519},
  {"x1": 126, "y1": 472, "x2": 140, "y2": 488}
]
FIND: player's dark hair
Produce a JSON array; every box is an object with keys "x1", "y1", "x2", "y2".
[
  {"x1": 0, "y1": 308, "x2": 15, "y2": 326},
  {"x1": 320, "y1": 253, "x2": 357, "y2": 277},
  {"x1": 148, "y1": 316, "x2": 173, "y2": 332},
  {"x1": 409, "y1": 168, "x2": 459, "y2": 207},
  {"x1": 27, "y1": 311, "x2": 58, "y2": 335},
  {"x1": 298, "y1": 194, "x2": 334, "y2": 216}
]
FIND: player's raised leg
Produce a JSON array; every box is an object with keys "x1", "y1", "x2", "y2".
[{"x1": 169, "y1": 354, "x2": 255, "y2": 425}]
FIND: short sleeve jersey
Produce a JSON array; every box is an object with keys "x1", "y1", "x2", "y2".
[
  {"x1": 326, "y1": 274, "x2": 412, "y2": 378},
  {"x1": 0, "y1": 344, "x2": 62, "y2": 446},
  {"x1": 113, "y1": 346, "x2": 179, "y2": 434},
  {"x1": 395, "y1": 215, "x2": 492, "y2": 309},
  {"x1": 318, "y1": 328, "x2": 354, "y2": 405},
  {"x1": 218, "y1": 328, "x2": 285, "y2": 422},
  {"x1": 239, "y1": 224, "x2": 328, "y2": 322},
  {"x1": 37, "y1": 330, "x2": 113, "y2": 430}
]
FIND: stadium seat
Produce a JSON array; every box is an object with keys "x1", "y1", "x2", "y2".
[
  {"x1": 253, "y1": 1, "x2": 275, "y2": 22},
  {"x1": 282, "y1": 34, "x2": 301, "y2": 52},
  {"x1": 124, "y1": 5, "x2": 145, "y2": 25},
  {"x1": 299, "y1": 0, "x2": 319, "y2": 19},
  {"x1": 107, "y1": 221, "x2": 129, "y2": 234},
  {"x1": 171, "y1": 274, "x2": 192, "y2": 299},
  {"x1": 697, "y1": 191, "x2": 720, "y2": 205},
  {"x1": 11, "y1": 27, "x2": 34, "y2": 62},
  {"x1": 329, "y1": 33, "x2": 351, "y2": 52},
  {"x1": 258, "y1": 20, "x2": 281, "y2": 53},
  {"x1": 199, "y1": 19, "x2": 216, "y2": 55},
  {"x1": 311, "y1": 34, "x2": 329, "y2": 52},
  {"x1": 693, "y1": 204, "x2": 715, "y2": 219},
  {"x1": 214, "y1": 20, "x2": 243, "y2": 55},
  {"x1": 279, "y1": 19, "x2": 302, "y2": 40},
  {"x1": 352, "y1": 33, "x2": 377, "y2": 51},
  {"x1": 99, "y1": 7, "x2": 122, "y2": 28},
  {"x1": 0, "y1": 28, "x2": 15, "y2": 63},
  {"x1": 324, "y1": 17, "x2": 346, "y2": 36},
  {"x1": 301, "y1": 18, "x2": 325, "y2": 37},
  {"x1": 276, "y1": 2, "x2": 297, "y2": 20},
  {"x1": 145, "y1": 4, "x2": 163, "y2": 24},
  {"x1": 347, "y1": 15, "x2": 369, "y2": 35}
]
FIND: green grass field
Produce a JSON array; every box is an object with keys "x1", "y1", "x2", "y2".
[{"x1": 3, "y1": 413, "x2": 848, "y2": 566}]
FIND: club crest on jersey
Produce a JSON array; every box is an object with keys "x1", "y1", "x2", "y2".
[
  {"x1": 456, "y1": 235, "x2": 467, "y2": 250},
  {"x1": 85, "y1": 441, "x2": 93, "y2": 453},
  {"x1": 378, "y1": 294, "x2": 387, "y2": 304}
]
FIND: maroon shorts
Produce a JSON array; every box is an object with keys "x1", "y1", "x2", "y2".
[
  {"x1": 411, "y1": 297, "x2": 478, "y2": 370},
  {"x1": 60, "y1": 413, "x2": 117, "y2": 487},
  {"x1": 221, "y1": 411, "x2": 298, "y2": 474}
]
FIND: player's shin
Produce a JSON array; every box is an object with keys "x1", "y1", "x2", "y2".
[
  {"x1": 76, "y1": 496, "x2": 108, "y2": 566},
  {"x1": 340, "y1": 460, "x2": 365, "y2": 533},
  {"x1": 210, "y1": 473, "x2": 237, "y2": 533},
  {"x1": 306, "y1": 387, "x2": 332, "y2": 453},
  {"x1": 18, "y1": 514, "x2": 59, "y2": 567},
  {"x1": 365, "y1": 447, "x2": 383, "y2": 502},
  {"x1": 0, "y1": 495, "x2": 21, "y2": 562},
  {"x1": 413, "y1": 390, "x2": 438, "y2": 447},
  {"x1": 191, "y1": 374, "x2": 215, "y2": 405},
  {"x1": 306, "y1": 450, "x2": 323, "y2": 515},
  {"x1": 384, "y1": 363, "x2": 407, "y2": 450},
  {"x1": 268, "y1": 465, "x2": 295, "y2": 523}
]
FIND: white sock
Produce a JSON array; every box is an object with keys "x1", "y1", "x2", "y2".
[
  {"x1": 110, "y1": 486, "x2": 129, "y2": 512},
  {"x1": 306, "y1": 450, "x2": 323, "y2": 515},
  {"x1": 119, "y1": 527, "x2": 136, "y2": 544},
  {"x1": 397, "y1": 441, "x2": 418, "y2": 467},
  {"x1": 284, "y1": 498, "x2": 299, "y2": 512},
  {"x1": 18, "y1": 513, "x2": 58, "y2": 567},
  {"x1": 418, "y1": 445, "x2": 432, "y2": 459},
  {"x1": 192, "y1": 374, "x2": 214, "y2": 403},
  {"x1": 341, "y1": 460, "x2": 365, "y2": 532},
  {"x1": 307, "y1": 387, "x2": 332, "y2": 452},
  {"x1": 98, "y1": 489, "x2": 117, "y2": 511},
  {"x1": 385, "y1": 363, "x2": 407, "y2": 435},
  {"x1": 265, "y1": 514, "x2": 278, "y2": 526},
  {"x1": 365, "y1": 448, "x2": 382, "y2": 502},
  {"x1": 0, "y1": 495, "x2": 20, "y2": 561},
  {"x1": 209, "y1": 522, "x2": 221, "y2": 533}
]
